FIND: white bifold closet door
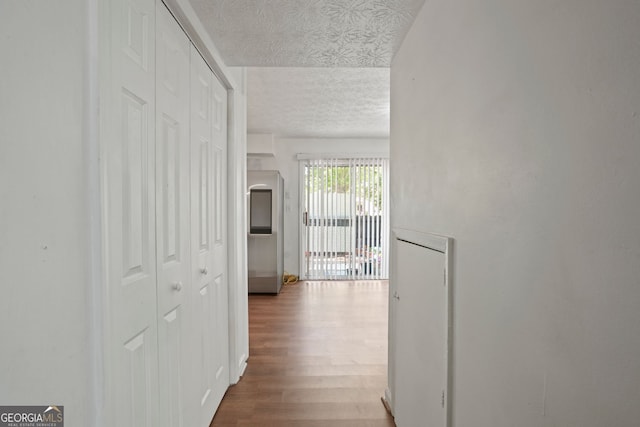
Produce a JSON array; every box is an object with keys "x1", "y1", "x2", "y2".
[
  {"x1": 106, "y1": 0, "x2": 159, "y2": 424},
  {"x1": 156, "y1": 4, "x2": 192, "y2": 427},
  {"x1": 190, "y1": 43, "x2": 230, "y2": 426},
  {"x1": 104, "y1": 0, "x2": 229, "y2": 426}
]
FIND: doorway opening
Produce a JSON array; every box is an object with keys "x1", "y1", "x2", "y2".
[{"x1": 299, "y1": 156, "x2": 390, "y2": 280}]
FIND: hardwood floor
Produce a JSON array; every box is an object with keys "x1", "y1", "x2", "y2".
[{"x1": 210, "y1": 280, "x2": 395, "y2": 427}]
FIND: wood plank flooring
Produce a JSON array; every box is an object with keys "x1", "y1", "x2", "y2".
[{"x1": 210, "y1": 280, "x2": 396, "y2": 427}]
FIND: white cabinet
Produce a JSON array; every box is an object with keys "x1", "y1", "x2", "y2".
[{"x1": 388, "y1": 229, "x2": 452, "y2": 427}]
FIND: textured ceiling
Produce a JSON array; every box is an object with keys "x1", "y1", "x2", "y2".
[
  {"x1": 189, "y1": 0, "x2": 425, "y2": 67},
  {"x1": 188, "y1": 0, "x2": 424, "y2": 138},
  {"x1": 247, "y1": 67, "x2": 390, "y2": 138}
]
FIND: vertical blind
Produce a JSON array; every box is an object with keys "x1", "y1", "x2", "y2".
[{"x1": 300, "y1": 156, "x2": 389, "y2": 280}]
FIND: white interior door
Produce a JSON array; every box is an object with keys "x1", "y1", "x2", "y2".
[
  {"x1": 190, "y1": 46, "x2": 229, "y2": 426},
  {"x1": 155, "y1": 4, "x2": 191, "y2": 427},
  {"x1": 393, "y1": 237, "x2": 449, "y2": 427},
  {"x1": 105, "y1": 0, "x2": 159, "y2": 425}
]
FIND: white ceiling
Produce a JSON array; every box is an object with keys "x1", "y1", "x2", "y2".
[
  {"x1": 188, "y1": 0, "x2": 425, "y2": 138},
  {"x1": 248, "y1": 67, "x2": 390, "y2": 138}
]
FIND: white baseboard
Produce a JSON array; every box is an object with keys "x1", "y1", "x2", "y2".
[{"x1": 383, "y1": 388, "x2": 394, "y2": 415}]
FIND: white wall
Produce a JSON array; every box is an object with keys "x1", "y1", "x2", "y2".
[
  {"x1": 391, "y1": 1, "x2": 640, "y2": 426},
  {"x1": 247, "y1": 136, "x2": 389, "y2": 276},
  {"x1": 0, "y1": 1, "x2": 95, "y2": 425}
]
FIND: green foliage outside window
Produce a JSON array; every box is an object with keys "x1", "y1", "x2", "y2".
[{"x1": 304, "y1": 164, "x2": 384, "y2": 213}]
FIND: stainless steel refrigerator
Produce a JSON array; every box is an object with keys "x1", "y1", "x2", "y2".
[{"x1": 247, "y1": 170, "x2": 284, "y2": 294}]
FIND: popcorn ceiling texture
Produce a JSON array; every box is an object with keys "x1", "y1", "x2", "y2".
[
  {"x1": 247, "y1": 67, "x2": 390, "y2": 138},
  {"x1": 188, "y1": 0, "x2": 423, "y2": 137},
  {"x1": 189, "y1": 0, "x2": 426, "y2": 67}
]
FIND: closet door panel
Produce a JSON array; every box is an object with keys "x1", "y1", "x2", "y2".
[
  {"x1": 106, "y1": 0, "x2": 158, "y2": 425},
  {"x1": 156, "y1": 4, "x2": 192, "y2": 427},
  {"x1": 210, "y1": 75, "x2": 230, "y2": 413},
  {"x1": 190, "y1": 47, "x2": 217, "y2": 426},
  {"x1": 190, "y1": 47, "x2": 230, "y2": 426}
]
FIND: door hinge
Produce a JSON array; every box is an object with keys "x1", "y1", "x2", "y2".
[
  {"x1": 441, "y1": 390, "x2": 445, "y2": 408},
  {"x1": 444, "y1": 269, "x2": 447, "y2": 286}
]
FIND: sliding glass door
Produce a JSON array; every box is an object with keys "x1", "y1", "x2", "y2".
[{"x1": 300, "y1": 156, "x2": 389, "y2": 280}]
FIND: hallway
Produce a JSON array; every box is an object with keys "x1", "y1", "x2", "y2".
[{"x1": 211, "y1": 281, "x2": 395, "y2": 426}]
